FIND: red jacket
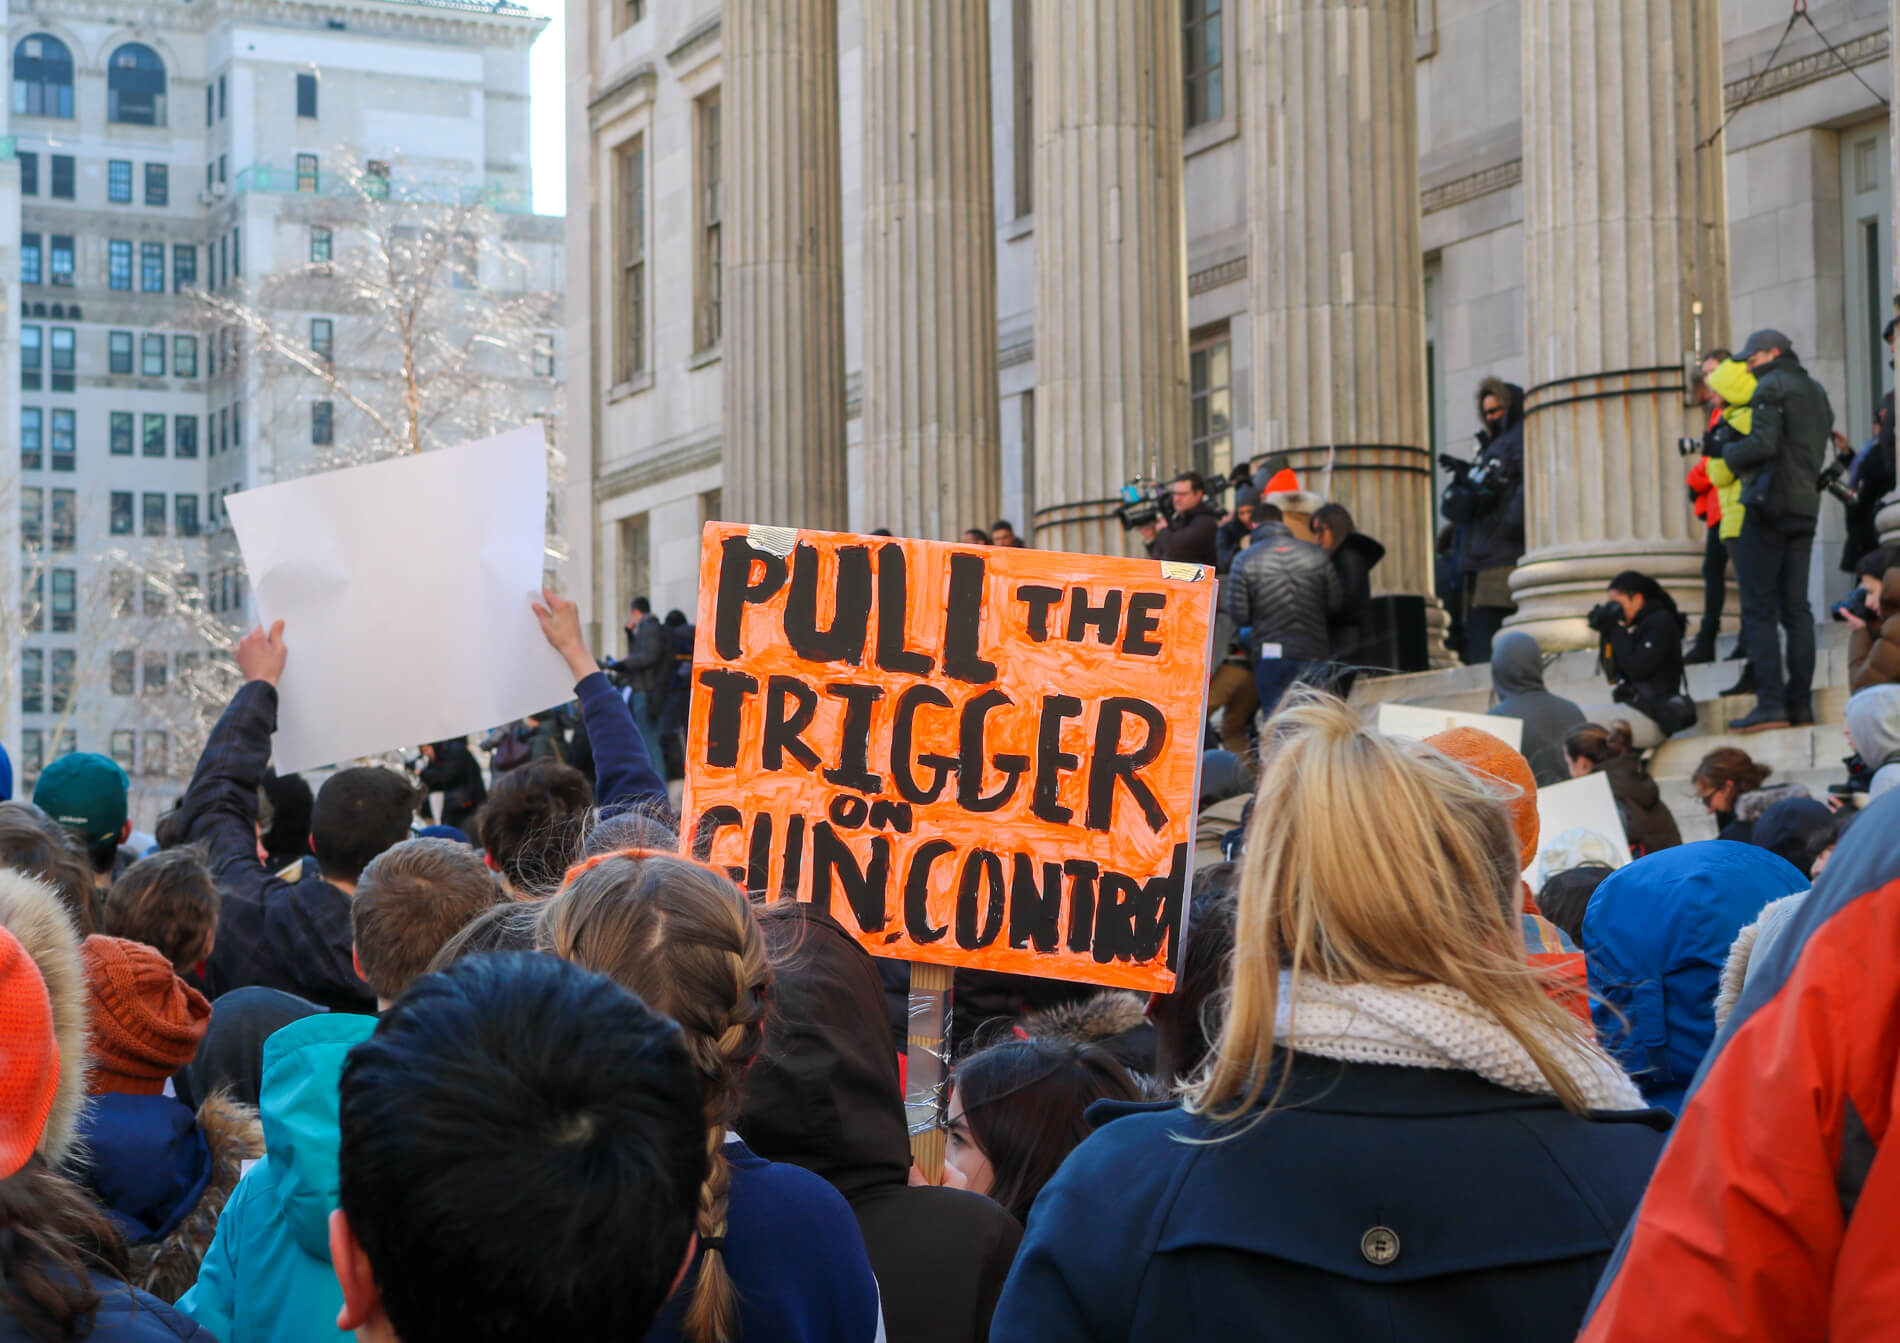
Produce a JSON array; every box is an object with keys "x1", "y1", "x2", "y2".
[
  {"x1": 1688, "y1": 404, "x2": 1722, "y2": 527},
  {"x1": 1578, "y1": 793, "x2": 1900, "y2": 1340}
]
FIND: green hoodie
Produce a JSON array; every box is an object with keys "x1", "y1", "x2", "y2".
[{"x1": 177, "y1": 1012, "x2": 378, "y2": 1339}]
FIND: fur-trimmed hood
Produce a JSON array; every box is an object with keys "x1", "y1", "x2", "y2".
[
  {"x1": 1734, "y1": 781, "x2": 1809, "y2": 825},
  {"x1": 1713, "y1": 891, "x2": 1812, "y2": 1033},
  {"x1": 1022, "y1": 990, "x2": 1158, "y2": 1083},
  {"x1": 0, "y1": 867, "x2": 90, "y2": 1167},
  {"x1": 132, "y1": 1090, "x2": 264, "y2": 1303}
]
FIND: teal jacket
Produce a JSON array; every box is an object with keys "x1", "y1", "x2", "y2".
[{"x1": 176, "y1": 1013, "x2": 378, "y2": 1339}]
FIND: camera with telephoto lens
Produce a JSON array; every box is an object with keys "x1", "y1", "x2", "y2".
[
  {"x1": 1676, "y1": 436, "x2": 1704, "y2": 458},
  {"x1": 1818, "y1": 456, "x2": 1861, "y2": 510},
  {"x1": 1586, "y1": 601, "x2": 1625, "y2": 635}
]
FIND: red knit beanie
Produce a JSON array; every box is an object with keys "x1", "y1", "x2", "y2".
[
  {"x1": 0, "y1": 924, "x2": 59, "y2": 1177},
  {"x1": 81, "y1": 935, "x2": 211, "y2": 1096}
]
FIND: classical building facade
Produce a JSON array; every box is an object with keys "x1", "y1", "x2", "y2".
[
  {"x1": 7, "y1": 0, "x2": 560, "y2": 822},
  {"x1": 566, "y1": 0, "x2": 1899, "y2": 649}
]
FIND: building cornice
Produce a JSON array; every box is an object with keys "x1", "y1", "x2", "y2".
[
  {"x1": 589, "y1": 60, "x2": 657, "y2": 123},
  {"x1": 594, "y1": 432, "x2": 722, "y2": 499},
  {"x1": 200, "y1": 0, "x2": 546, "y2": 48},
  {"x1": 1724, "y1": 26, "x2": 1886, "y2": 110},
  {"x1": 666, "y1": 14, "x2": 720, "y2": 69},
  {"x1": 1422, "y1": 158, "x2": 1522, "y2": 215}
]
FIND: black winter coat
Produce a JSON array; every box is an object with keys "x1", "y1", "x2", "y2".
[
  {"x1": 620, "y1": 616, "x2": 671, "y2": 698},
  {"x1": 1147, "y1": 503, "x2": 1220, "y2": 568},
  {"x1": 1602, "y1": 603, "x2": 1687, "y2": 721},
  {"x1": 1724, "y1": 352, "x2": 1834, "y2": 524},
  {"x1": 737, "y1": 906, "x2": 1022, "y2": 1343},
  {"x1": 989, "y1": 1055, "x2": 1670, "y2": 1343},
  {"x1": 418, "y1": 739, "x2": 486, "y2": 834},
  {"x1": 1444, "y1": 386, "x2": 1527, "y2": 574},
  {"x1": 1227, "y1": 522, "x2": 1342, "y2": 663},
  {"x1": 1326, "y1": 532, "x2": 1387, "y2": 665},
  {"x1": 1598, "y1": 751, "x2": 1683, "y2": 856}
]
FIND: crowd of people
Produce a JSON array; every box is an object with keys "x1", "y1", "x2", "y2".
[{"x1": 0, "y1": 528, "x2": 1893, "y2": 1341}]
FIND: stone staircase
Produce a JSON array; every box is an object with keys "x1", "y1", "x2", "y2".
[{"x1": 1348, "y1": 623, "x2": 1857, "y2": 843}]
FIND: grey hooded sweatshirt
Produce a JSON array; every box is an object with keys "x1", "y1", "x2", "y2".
[
  {"x1": 1847, "y1": 684, "x2": 1900, "y2": 801},
  {"x1": 1487, "y1": 632, "x2": 1588, "y2": 787}
]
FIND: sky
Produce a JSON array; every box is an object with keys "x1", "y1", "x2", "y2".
[{"x1": 522, "y1": 0, "x2": 566, "y2": 217}]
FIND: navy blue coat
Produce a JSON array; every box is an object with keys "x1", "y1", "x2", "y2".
[
  {"x1": 0, "y1": 1274, "x2": 216, "y2": 1342},
  {"x1": 989, "y1": 1055, "x2": 1669, "y2": 1343}
]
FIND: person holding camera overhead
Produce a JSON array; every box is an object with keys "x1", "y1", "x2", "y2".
[
  {"x1": 1586, "y1": 571, "x2": 1695, "y2": 740},
  {"x1": 1141, "y1": 471, "x2": 1221, "y2": 568},
  {"x1": 1722, "y1": 329, "x2": 1835, "y2": 733},
  {"x1": 1441, "y1": 378, "x2": 1527, "y2": 664}
]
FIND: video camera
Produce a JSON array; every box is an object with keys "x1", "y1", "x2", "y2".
[
  {"x1": 1819, "y1": 456, "x2": 1861, "y2": 510},
  {"x1": 1113, "y1": 471, "x2": 1229, "y2": 533}
]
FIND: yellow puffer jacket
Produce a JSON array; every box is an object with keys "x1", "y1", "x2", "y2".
[{"x1": 1704, "y1": 360, "x2": 1756, "y2": 540}]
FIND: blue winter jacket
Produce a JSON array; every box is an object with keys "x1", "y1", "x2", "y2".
[
  {"x1": 176, "y1": 1012, "x2": 379, "y2": 1341},
  {"x1": 1581, "y1": 841, "x2": 1809, "y2": 1112},
  {"x1": 0, "y1": 1276, "x2": 216, "y2": 1342}
]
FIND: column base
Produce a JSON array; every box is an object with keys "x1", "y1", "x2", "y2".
[
  {"x1": 1030, "y1": 498, "x2": 1146, "y2": 558},
  {"x1": 1878, "y1": 498, "x2": 1900, "y2": 548},
  {"x1": 1504, "y1": 545, "x2": 1705, "y2": 650}
]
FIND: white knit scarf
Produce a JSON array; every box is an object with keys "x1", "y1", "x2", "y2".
[{"x1": 1272, "y1": 973, "x2": 1646, "y2": 1112}]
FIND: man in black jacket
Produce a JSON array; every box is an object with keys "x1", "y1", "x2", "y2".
[
  {"x1": 1724, "y1": 329, "x2": 1835, "y2": 732},
  {"x1": 617, "y1": 596, "x2": 670, "y2": 767},
  {"x1": 1229, "y1": 514, "x2": 1344, "y2": 716},
  {"x1": 1443, "y1": 378, "x2": 1527, "y2": 664},
  {"x1": 1142, "y1": 472, "x2": 1220, "y2": 568}
]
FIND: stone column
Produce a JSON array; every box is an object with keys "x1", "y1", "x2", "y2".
[
  {"x1": 1030, "y1": 0, "x2": 1190, "y2": 556},
  {"x1": 722, "y1": 0, "x2": 848, "y2": 531},
  {"x1": 861, "y1": 0, "x2": 1001, "y2": 539},
  {"x1": 1510, "y1": 0, "x2": 1730, "y2": 644},
  {"x1": 1883, "y1": 0, "x2": 1900, "y2": 546},
  {"x1": 1251, "y1": 0, "x2": 1434, "y2": 607}
]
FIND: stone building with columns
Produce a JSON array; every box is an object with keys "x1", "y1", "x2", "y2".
[{"x1": 564, "y1": 0, "x2": 1900, "y2": 648}]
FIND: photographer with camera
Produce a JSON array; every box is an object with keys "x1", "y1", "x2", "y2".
[
  {"x1": 1441, "y1": 378, "x2": 1526, "y2": 664},
  {"x1": 1843, "y1": 546, "x2": 1900, "y2": 692},
  {"x1": 1142, "y1": 471, "x2": 1222, "y2": 568},
  {"x1": 1722, "y1": 330, "x2": 1836, "y2": 733},
  {"x1": 1586, "y1": 571, "x2": 1696, "y2": 739}
]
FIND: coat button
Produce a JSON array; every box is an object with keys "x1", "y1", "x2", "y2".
[{"x1": 1360, "y1": 1226, "x2": 1401, "y2": 1266}]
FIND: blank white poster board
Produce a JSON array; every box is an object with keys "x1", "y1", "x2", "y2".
[{"x1": 1375, "y1": 702, "x2": 1524, "y2": 753}]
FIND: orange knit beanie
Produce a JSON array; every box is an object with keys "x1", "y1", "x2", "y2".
[
  {"x1": 81, "y1": 935, "x2": 211, "y2": 1096},
  {"x1": 1425, "y1": 726, "x2": 1541, "y2": 871},
  {"x1": 0, "y1": 924, "x2": 59, "y2": 1177}
]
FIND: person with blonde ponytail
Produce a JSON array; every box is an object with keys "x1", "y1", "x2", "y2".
[
  {"x1": 540, "y1": 850, "x2": 884, "y2": 1343},
  {"x1": 990, "y1": 695, "x2": 1670, "y2": 1343}
]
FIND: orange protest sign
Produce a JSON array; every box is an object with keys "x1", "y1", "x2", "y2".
[{"x1": 682, "y1": 523, "x2": 1217, "y2": 992}]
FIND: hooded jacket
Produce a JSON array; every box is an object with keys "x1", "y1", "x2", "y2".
[
  {"x1": 1325, "y1": 531, "x2": 1387, "y2": 667},
  {"x1": 1723, "y1": 351, "x2": 1835, "y2": 525},
  {"x1": 1749, "y1": 796, "x2": 1835, "y2": 877},
  {"x1": 1849, "y1": 568, "x2": 1900, "y2": 691},
  {"x1": 1716, "y1": 779, "x2": 1810, "y2": 845},
  {"x1": 1582, "y1": 843, "x2": 1810, "y2": 1112},
  {"x1": 1228, "y1": 521, "x2": 1343, "y2": 664},
  {"x1": 1578, "y1": 788, "x2": 1900, "y2": 1341},
  {"x1": 0, "y1": 1279, "x2": 219, "y2": 1343},
  {"x1": 736, "y1": 905, "x2": 1022, "y2": 1343},
  {"x1": 1597, "y1": 752, "x2": 1682, "y2": 857},
  {"x1": 1846, "y1": 683, "x2": 1900, "y2": 801},
  {"x1": 1486, "y1": 633, "x2": 1586, "y2": 787},
  {"x1": 0, "y1": 868, "x2": 89, "y2": 1169},
  {"x1": 177, "y1": 1012, "x2": 379, "y2": 1342},
  {"x1": 1444, "y1": 379, "x2": 1527, "y2": 576}
]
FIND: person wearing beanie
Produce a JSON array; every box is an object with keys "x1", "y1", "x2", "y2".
[
  {"x1": 75, "y1": 934, "x2": 264, "y2": 1303},
  {"x1": 0, "y1": 925, "x2": 219, "y2": 1342},
  {"x1": 0, "y1": 867, "x2": 90, "y2": 1168}
]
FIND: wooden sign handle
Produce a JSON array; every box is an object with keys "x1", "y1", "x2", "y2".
[{"x1": 905, "y1": 961, "x2": 954, "y2": 1183}]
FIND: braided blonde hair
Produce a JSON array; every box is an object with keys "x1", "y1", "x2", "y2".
[{"x1": 541, "y1": 849, "x2": 770, "y2": 1343}]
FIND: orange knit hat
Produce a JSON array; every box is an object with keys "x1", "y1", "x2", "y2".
[
  {"x1": 1425, "y1": 726, "x2": 1541, "y2": 871},
  {"x1": 0, "y1": 924, "x2": 59, "y2": 1178},
  {"x1": 80, "y1": 935, "x2": 211, "y2": 1096}
]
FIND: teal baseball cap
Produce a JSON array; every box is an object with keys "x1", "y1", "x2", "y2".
[{"x1": 32, "y1": 752, "x2": 130, "y2": 842}]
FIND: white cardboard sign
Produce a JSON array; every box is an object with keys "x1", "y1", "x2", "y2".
[
  {"x1": 1528, "y1": 771, "x2": 1633, "y2": 887},
  {"x1": 1374, "y1": 702, "x2": 1524, "y2": 754},
  {"x1": 225, "y1": 425, "x2": 573, "y2": 773}
]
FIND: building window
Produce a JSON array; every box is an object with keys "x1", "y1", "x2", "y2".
[
  {"x1": 174, "y1": 335, "x2": 198, "y2": 378},
  {"x1": 108, "y1": 43, "x2": 167, "y2": 126},
  {"x1": 232, "y1": 227, "x2": 240, "y2": 277},
  {"x1": 110, "y1": 491, "x2": 133, "y2": 535},
  {"x1": 49, "y1": 234, "x2": 73, "y2": 285},
  {"x1": 141, "y1": 333, "x2": 166, "y2": 377},
  {"x1": 49, "y1": 490, "x2": 74, "y2": 551},
  {"x1": 232, "y1": 402, "x2": 242, "y2": 448},
  {"x1": 108, "y1": 159, "x2": 133, "y2": 203},
  {"x1": 110, "y1": 411, "x2": 133, "y2": 456},
  {"x1": 50, "y1": 573, "x2": 75, "y2": 636},
  {"x1": 616, "y1": 136, "x2": 646, "y2": 381},
  {"x1": 176, "y1": 493, "x2": 199, "y2": 537},
  {"x1": 1012, "y1": 0, "x2": 1033, "y2": 216},
  {"x1": 205, "y1": 82, "x2": 213, "y2": 127},
  {"x1": 22, "y1": 572, "x2": 43, "y2": 632},
  {"x1": 310, "y1": 317, "x2": 333, "y2": 363},
  {"x1": 20, "y1": 732, "x2": 42, "y2": 780},
  {"x1": 696, "y1": 91, "x2": 723, "y2": 351},
  {"x1": 110, "y1": 651, "x2": 135, "y2": 696},
  {"x1": 296, "y1": 71, "x2": 318, "y2": 118},
  {"x1": 1189, "y1": 328, "x2": 1233, "y2": 481},
  {"x1": 142, "y1": 413, "x2": 166, "y2": 457},
  {"x1": 49, "y1": 156, "x2": 73, "y2": 200},
  {"x1": 109, "y1": 240, "x2": 133, "y2": 291},
  {"x1": 21, "y1": 651, "x2": 42, "y2": 713},
  {"x1": 297, "y1": 153, "x2": 319, "y2": 193},
  {"x1": 110, "y1": 731, "x2": 136, "y2": 772},
  {"x1": 141, "y1": 241, "x2": 165, "y2": 292},
  {"x1": 1183, "y1": 0, "x2": 1225, "y2": 127},
  {"x1": 12, "y1": 35, "x2": 74, "y2": 119},
  {"x1": 143, "y1": 654, "x2": 167, "y2": 694},
  {"x1": 312, "y1": 400, "x2": 333, "y2": 445},
  {"x1": 217, "y1": 408, "x2": 227, "y2": 455},
  {"x1": 20, "y1": 487, "x2": 41, "y2": 547},
  {"x1": 109, "y1": 331, "x2": 134, "y2": 375},
  {"x1": 218, "y1": 154, "x2": 226, "y2": 184},
  {"x1": 173, "y1": 243, "x2": 196, "y2": 290},
  {"x1": 49, "y1": 651, "x2": 74, "y2": 715},
  {"x1": 142, "y1": 575, "x2": 166, "y2": 618},
  {"x1": 616, "y1": 0, "x2": 647, "y2": 32},
  {"x1": 145, "y1": 162, "x2": 168, "y2": 206},
  {"x1": 218, "y1": 73, "x2": 226, "y2": 119},
  {"x1": 20, "y1": 326, "x2": 40, "y2": 390},
  {"x1": 109, "y1": 569, "x2": 135, "y2": 618},
  {"x1": 50, "y1": 329, "x2": 72, "y2": 393},
  {"x1": 20, "y1": 232, "x2": 40, "y2": 286},
  {"x1": 310, "y1": 226, "x2": 332, "y2": 265},
  {"x1": 16, "y1": 151, "x2": 34, "y2": 195},
  {"x1": 618, "y1": 513, "x2": 651, "y2": 616},
  {"x1": 215, "y1": 237, "x2": 225, "y2": 290},
  {"x1": 49, "y1": 409, "x2": 72, "y2": 470},
  {"x1": 142, "y1": 733, "x2": 168, "y2": 777},
  {"x1": 20, "y1": 408, "x2": 41, "y2": 470},
  {"x1": 533, "y1": 332, "x2": 556, "y2": 378},
  {"x1": 175, "y1": 414, "x2": 198, "y2": 457},
  {"x1": 365, "y1": 159, "x2": 390, "y2": 200},
  {"x1": 143, "y1": 492, "x2": 167, "y2": 536}
]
